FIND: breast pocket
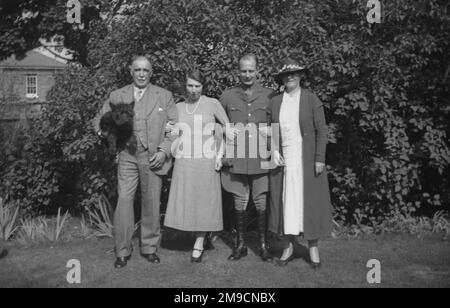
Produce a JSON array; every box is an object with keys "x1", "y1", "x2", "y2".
[
  {"x1": 146, "y1": 107, "x2": 166, "y2": 133},
  {"x1": 157, "y1": 107, "x2": 168, "y2": 127},
  {"x1": 254, "y1": 106, "x2": 269, "y2": 123},
  {"x1": 227, "y1": 106, "x2": 242, "y2": 122}
]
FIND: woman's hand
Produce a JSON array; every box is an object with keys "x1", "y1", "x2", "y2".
[
  {"x1": 273, "y1": 150, "x2": 285, "y2": 167},
  {"x1": 215, "y1": 156, "x2": 223, "y2": 171},
  {"x1": 225, "y1": 126, "x2": 240, "y2": 142},
  {"x1": 165, "y1": 121, "x2": 175, "y2": 133},
  {"x1": 315, "y1": 162, "x2": 325, "y2": 176},
  {"x1": 165, "y1": 121, "x2": 181, "y2": 136}
]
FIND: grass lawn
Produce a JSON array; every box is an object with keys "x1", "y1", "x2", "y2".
[{"x1": 0, "y1": 230, "x2": 449, "y2": 288}]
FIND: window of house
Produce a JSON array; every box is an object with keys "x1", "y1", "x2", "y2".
[{"x1": 26, "y1": 74, "x2": 38, "y2": 98}]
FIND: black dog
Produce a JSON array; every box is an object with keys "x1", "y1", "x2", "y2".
[{"x1": 99, "y1": 101, "x2": 137, "y2": 156}]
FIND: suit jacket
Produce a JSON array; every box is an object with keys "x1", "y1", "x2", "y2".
[
  {"x1": 93, "y1": 83, "x2": 178, "y2": 175},
  {"x1": 219, "y1": 82, "x2": 273, "y2": 174}
]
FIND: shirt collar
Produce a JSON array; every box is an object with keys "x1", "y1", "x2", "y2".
[
  {"x1": 133, "y1": 85, "x2": 147, "y2": 94},
  {"x1": 241, "y1": 81, "x2": 261, "y2": 91}
]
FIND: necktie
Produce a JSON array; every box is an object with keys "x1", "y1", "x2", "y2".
[{"x1": 136, "y1": 89, "x2": 144, "y2": 101}]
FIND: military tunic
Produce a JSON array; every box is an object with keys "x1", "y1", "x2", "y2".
[{"x1": 220, "y1": 82, "x2": 273, "y2": 210}]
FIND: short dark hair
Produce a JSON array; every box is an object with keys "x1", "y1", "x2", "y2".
[
  {"x1": 239, "y1": 53, "x2": 258, "y2": 68},
  {"x1": 186, "y1": 69, "x2": 205, "y2": 85}
]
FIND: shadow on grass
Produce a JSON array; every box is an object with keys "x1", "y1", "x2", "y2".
[
  {"x1": 160, "y1": 227, "x2": 196, "y2": 252},
  {"x1": 218, "y1": 229, "x2": 311, "y2": 264},
  {"x1": 160, "y1": 225, "x2": 311, "y2": 265}
]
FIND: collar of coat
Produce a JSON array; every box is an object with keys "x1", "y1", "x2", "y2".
[
  {"x1": 119, "y1": 83, "x2": 162, "y2": 115},
  {"x1": 235, "y1": 81, "x2": 266, "y2": 103}
]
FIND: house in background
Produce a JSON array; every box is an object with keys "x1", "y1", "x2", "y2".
[{"x1": 0, "y1": 50, "x2": 67, "y2": 121}]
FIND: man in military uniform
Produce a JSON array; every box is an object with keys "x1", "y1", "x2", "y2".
[{"x1": 220, "y1": 54, "x2": 273, "y2": 261}]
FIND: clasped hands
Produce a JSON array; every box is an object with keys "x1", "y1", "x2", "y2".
[
  {"x1": 165, "y1": 121, "x2": 180, "y2": 137},
  {"x1": 149, "y1": 151, "x2": 166, "y2": 169}
]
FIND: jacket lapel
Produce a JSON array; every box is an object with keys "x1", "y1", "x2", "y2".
[
  {"x1": 142, "y1": 84, "x2": 158, "y2": 116},
  {"x1": 236, "y1": 86, "x2": 247, "y2": 103},
  {"x1": 249, "y1": 83, "x2": 263, "y2": 103},
  {"x1": 272, "y1": 93, "x2": 283, "y2": 123},
  {"x1": 299, "y1": 88, "x2": 306, "y2": 136},
  {"x1": 271, "y1": 93, "x2": 283, "y2": 156},
  {"x1": 116, "y1": 84, "x2": 133, "y2": 104},
  {"x1": 236, "y1": 82, "x2": 263, "y2": 103}
]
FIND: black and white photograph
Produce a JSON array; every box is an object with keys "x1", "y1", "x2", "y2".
[{"x1": 0, "y1": 0, "x2": 449, "y2": 292}]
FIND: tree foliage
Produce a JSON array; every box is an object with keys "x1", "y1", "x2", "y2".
[
  {"x1": 1, "y1": 0, "x2": 449, "y2": 225},
  {"x1": 0, "y1": 0, "x2": 126, "y2": 65}
]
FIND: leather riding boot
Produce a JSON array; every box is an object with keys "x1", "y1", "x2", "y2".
[
  {"x1": 257, "y1": 210, "x2": 273, "y2": 261},
  {"x1": 203, "y1": 232, "x2": 215, "y2": 251},
  {"x1": 228, "y1": 210, "x2": 248, "y2": 261}
]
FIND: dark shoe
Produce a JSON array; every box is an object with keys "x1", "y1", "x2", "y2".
[
  {"x1": 203, "y1": 233, "x2": 215, "y2": 251},
  {"x1": 0, "y1": 248, "x2": 8, "y2": 260},
  {"x1": 191, "y1": 248, "x2": 204, "y2": 263},
  {"x1": 114, "y1": 255, "x2": 130, "y2": 268},
  {"x1": 228, "y1": 210, "x2": 247, "y2": 261},
  {"x1": 275, "y1": 252, "x2": 295, "y2": 267},
  {"x1": 310, "y1": 261, "x2": 322, "y2": 270},
  {"x1": 259, "y1": 245, "x2": 273, "y2": 262},
  {"x1": 228, "y1": 246, "x2": 248, "y2": 261},
  {"x1": 142, "y1": 253, "x2": 160, "y2": 264},
  {"x1": 257, "y1": 210, "x2": 273, "y2": 262}
]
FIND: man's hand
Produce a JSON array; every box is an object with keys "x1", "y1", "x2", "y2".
[
  {"x1": 225, "y1": 126, "x2": 240, "y2": 142},
  {"x1": 258, "y1": 126, "x2": 272, "y2": 138},
  {"x1": 315, "y1": 162, "x2": 325, "y2": 176},
  {"x1": 149, "y1": 151, "x2": 166, "y2": 169}
]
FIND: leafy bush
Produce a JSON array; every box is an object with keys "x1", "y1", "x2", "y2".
[
  {"x1": 85, "y1": 194, "x2": 114, "y2": 238},
  {"x1": 0, "y1": 66, "x2": 117, "y2": 216},
  {"x1": 333, "y1": 209, "x2": 450, "y2": 240},
  {"x1": 0, "y1": 0, "x2": 448, "y2": 229},
  {"x1": 0, "y1": 196, "x2": 19, "y2": 240},
  {"x1": 16, "y1": 209, "x2": 70, "y2": 244}
]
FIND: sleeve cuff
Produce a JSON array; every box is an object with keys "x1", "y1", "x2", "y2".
[{"x1": 157, "y1": 147, "x2": 169, "y2": 158}]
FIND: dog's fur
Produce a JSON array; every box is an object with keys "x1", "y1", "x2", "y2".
[{"x1": 99, "y1": 102, "x2": 137, "y2": 155}]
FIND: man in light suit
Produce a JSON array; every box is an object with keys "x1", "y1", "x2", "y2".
[{"x1": 94, "y1": 55, "x2": 178, "y2": 268}]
